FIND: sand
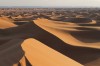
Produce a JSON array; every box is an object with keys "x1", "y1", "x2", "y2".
[
  {"x1": 34, "y1": 18, "x2": 100, "y2": 49},
  {"x1": 0, "y1": 17, "x2": 16, "y2": 29},
  {"x1": 0, "y1": 18, "x2": 100, "y2": 66},
  {"x1": 21, "y1": 38, "x2": 82, "y2": 66}
]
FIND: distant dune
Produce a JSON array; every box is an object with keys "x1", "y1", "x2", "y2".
[
  {"x1": 0, "y1": 17, "x2": 16, "y2": 29},
  {"x1": 0, "y1": 17, "x2": 14, "y2": 22},
  {"x1": 50, "y1": 17, "x2": 96, "y2": 24}
]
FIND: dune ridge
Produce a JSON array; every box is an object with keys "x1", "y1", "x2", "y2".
[
  {"x1": 0, "y1": 17, "x2": 16, "y2": 29},
  {"x1": 0, "y1": 18, "x2": 100, "y2": 66},
  {"x1": 34, "y1": 18, "x2": 100, "y2": 49},
  {"x1": 21, "y1": 38, "x2": 82, "y2": 66}
]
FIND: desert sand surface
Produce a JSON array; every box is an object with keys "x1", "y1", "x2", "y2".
[
  {"x1": 0, "y1": 17, "x2": 16, "y2": 29},
  {"x1": 0, "y1": 16, "x2": 100, "y2": 66},
  {"x1": 34, "y1": 18, "x2": 100, "y2": 49},
  {"x1": 21, "y1": 38, "x2": 82, "y2": 66}
]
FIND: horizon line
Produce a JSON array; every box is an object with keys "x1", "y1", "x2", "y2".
[{"x1": 0, "y1": 6, "x2": 100, "y2": 8}]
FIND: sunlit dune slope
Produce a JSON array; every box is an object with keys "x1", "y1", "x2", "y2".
[
  {"x1": 21, "y1": 38, "x2": 83, "y2": 66},
  {"x1": 0, "y1": 19, "x2": 100, "y2": 66},
  {"x1": 0, "y1": 17, "x2": 14, "y2": 22},
  {"x1": 0, "y1": 17, "x2": 16, "y2": 29},
  {"x1": 34, "y1": 18, "x2": 100, "y2": 49}
]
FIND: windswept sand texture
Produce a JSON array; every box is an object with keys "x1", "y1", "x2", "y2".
[{"x1": 0, "y1": 8, "x2": 100, "y2": 66}]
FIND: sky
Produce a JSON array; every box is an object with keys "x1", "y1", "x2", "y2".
[{"x1": 0, "y1": 0, "x2": 100, "y2": 7}]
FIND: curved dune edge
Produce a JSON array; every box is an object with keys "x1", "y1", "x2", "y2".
[
  {"x1": 21, "y1": 38, "x2": 83, "y2": 66},
  {"x1": 0, "y1": 17, "x2": 17, "y2": 29},
  {"x1": 50, "y1": 17, "x2": 97, "y2": 24},
  {"x1": 34, "y1": 18, "x2": 100, "y2": 49}
]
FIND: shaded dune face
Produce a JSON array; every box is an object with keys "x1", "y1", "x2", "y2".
[
  {"x1": 34, "y1": 19, "x2": 100, "y2": 45},
  {"x1": 51, "y1": 17, "x2": 93, "y2": 24},
  {"x1": 38, "y1": 14, "x2": 51, "y2": 20},
  {"x1": 79, "y1": 23, "x2": 100, "y2": 26},
  {"x1": 0, "y1": 19, "x2": 100, "y2": 65},
  {"x1": 63, "y1": 18, "x2": 92, "y2": 23},
  {"x1": 14, "y1": 22, "x2": 29, "y2": 25},
  {"x1": 0, "y1": 39, "x2": 24, "y2": 66},
  {"x1": 70, "y1": 31, "x2": 100, "y2": 43},
  {"x1": 34, "y1": 19, "x2": 100, "y2": 64}
]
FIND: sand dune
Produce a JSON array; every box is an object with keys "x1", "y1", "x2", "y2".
[
  {"x1": 0, "y1": 17, "x2": 16, "y2": 29},
  {"x1": 34, "y1": 18, "x2": 100, "y2": 49},
  {"x1": 0, "y1": 18, "x2": 100, "y2": 66},
  {"x1": 0, "y1": 17, "x2": 14, "y2": 22},
  {"x1": 21, "y1": 38, "x2": 82, "y2": 66},
  {"x1": 50, "y1": 17, "x2": 96, "y2": 24},
  {"x1": 12, "y1": 15, "x2": 23, "y2": 19}
]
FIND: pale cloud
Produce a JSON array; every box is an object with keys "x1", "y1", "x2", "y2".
[{"x1": 0, "y1": 0, "x2": 100, "y2": 7}]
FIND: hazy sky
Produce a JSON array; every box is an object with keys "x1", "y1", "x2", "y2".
[{"x1": 0, "y1": 0, "x2": 100, "y2": 7}]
